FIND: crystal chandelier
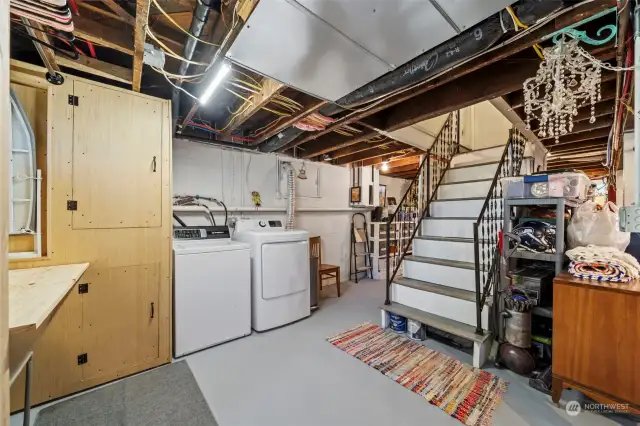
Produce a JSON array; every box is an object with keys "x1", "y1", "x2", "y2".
[{"x1": 523, "y1": 38, "x2": 602, "y2": 143}]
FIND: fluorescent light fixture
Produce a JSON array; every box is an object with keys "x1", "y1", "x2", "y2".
[
  {"x1": 381, "y1": 161, "x2": 389, "y2": 172},
  {"x1": 199, "y1": 62, "x2": 231, "y2": 104}
]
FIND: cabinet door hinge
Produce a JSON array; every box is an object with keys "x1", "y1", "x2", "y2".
[
  {"x1": 68, "y1": 95, "x2": 79, "y2": 106},
  {"x1": 77, "y1": 353, "x2": 88, "y2": 365},
  {"x1": 78, "y1": 283, "x2": 89, "y2": 294},
  {"x1": 67, "y1": 200, "x2": 77, "y2": 211}
]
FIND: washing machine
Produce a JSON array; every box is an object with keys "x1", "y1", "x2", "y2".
[
  {"x1": 233, "y1": 219, "x2": 310, "y2": 331},
  {"x1": 173, "y1": 226, "x2": 251, "y2": 357}
]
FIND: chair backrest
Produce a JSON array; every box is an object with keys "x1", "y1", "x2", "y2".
[{"x1": 309, "y1": 236, "x2": 321, "y2": 265}]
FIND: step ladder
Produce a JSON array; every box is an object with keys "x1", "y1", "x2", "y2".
[{"x1": 350, "y1": 212, "x2": 372, "y2": 283}]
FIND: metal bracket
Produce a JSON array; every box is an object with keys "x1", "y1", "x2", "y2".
[
  {"x1": 77, "y1": 353, "x2": 88, "y2": 365},
  {"x1": 67, "y1": 200, "x2": 78, "y2": 210},
  {"x1": 68, "y1": 95, "x2": 78, "y2": 106},
  {"x1": 78, "y1": 283, "x2": 89, "y2": 294},
  {"x1": 543, "y1": 6, "x2": 618, "y2": 45},
  {"x1": 619, "y1": 206, "x2": 640, "y2": 232}
]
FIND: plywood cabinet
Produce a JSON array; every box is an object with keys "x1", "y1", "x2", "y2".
[
  {"x1": 8, "y1": 61, "x2": 172, "y2": 411},
  {"x1": 71, "y1": 81, "x2": 162, "y2": 229}
]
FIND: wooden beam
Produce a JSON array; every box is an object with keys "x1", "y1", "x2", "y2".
[
  {"x1": 73, "y1": 15, "x2": 134, "y2": 55},
  {"x1": 259, "y1": 1, "x2": 615, "y2": 152},
  {"x1": 530, "y1": 101, "x2": 615, "y2": 133},
  {"x1": 543, "y1": 128, "x2": 611, "y2": 146},
  {"x1": 335, "y1": 145, "x2": 413, "y2": 165},
  {"x1": 222, "y1": 78, "x2": 285, "y2": 136},
  {"x1": 254, "y1": 101, "x2": 326, "y2": 145},
  {"x1": 382, "y1": 59, "x2": 539, "y2": 132},
  {"x1": 55, "y1": 55, "x2": 133, "y2": 83},
  {"x1": 100, "y1": 0, "x2": 136, "y2": 25},
  {"x1": 547, "y1": 139, "x2": 608, "y2": 154},
  {"x1": 361, "y1": 151, "x2": 421, "y2": 167},
  {"x1": 301, "y1": 131, "x2": 378, "y2": 159},
  {"x1": 540, "y1": 118, "x2": 614, "y2": 143},
  {"x1": 25, "y1": 20, "x2": 60, "y2": 72},
  {"x1": 324, "y1": 140, "x2": 392, "y2": 160},
  {"x1": 77, "y1": 0, "x2": 130, "y2": 24},
  {"x1": 384, "y1": 163, "x2": 419, "y2": 174},
  {"x1": 132, "y1": 0, "x2": 151, "y2": 91}
]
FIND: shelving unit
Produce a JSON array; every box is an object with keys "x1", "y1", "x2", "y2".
[
  {"x1": 499, "y1": 197, "x2": 579, "y2": 341},
  {"x1": 369, "y1": 219, "x2": 417, "y2": 280}
]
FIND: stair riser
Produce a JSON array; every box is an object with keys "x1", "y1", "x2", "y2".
[
  {"x1": 391, "y1": 284, "x2": 489, "y2": 329},
  {"x1": 403, "y1": 260, "x2": 476, "y2": 292},
  {"x1": 413, "y1": 239, "x2": 475, "y2": 263},
  {"x1": 421, "y1": 219, "x2": 474, "y2": 239},
  {"x1": 445, "y1": 163, "x2": 498, "y2": 183},
  {"x1": 451, "y1": 146, "x2": 505, "y2": 168},
  {"x1": 438, "y1": 180, "x2": 492, "y2": 200},
  {"x1": 430, "y1": 199, "x2": 502, "y2": 217}
]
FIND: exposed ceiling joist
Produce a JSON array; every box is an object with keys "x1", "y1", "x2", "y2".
[
  {"x1": 530, "y1": 101, "x2": 615, "y2": 134},
  {"x1": 259, "y1": 1, "x2": 615, "y2": 153},
  {"x1": 510, "y1": 75, "x2": 617, "y2": 109},
  {"x1": 335, "y1": 145, "x2": 412, "y2": 165},
  {"x1": 55, "y1": 54, "x2": 133, "y2": 83},
  {"x1": 301, "y1": 131, "x2": 378, "y2": 158},
  {"x1": 361, "y1": 151, "x2": 420, "y2": 167},
  {"x1": 100, "y1": 0, "x2": 136, "y2": 25},
  {"x1": 24, "y1": 19, "x2": 60, "y2": 73},
  {"x1": 383, "y1": 163, "x2": 419, "y2": 174},
  {"x1": 324, "y1": 140, "x2": 392, "y2": 160},
  {"x1": 540, "y1": 119, "x2": 614, "y2": 143},
  {"x1": 132, "y1": 0, "x2": 151, "y2": 92},
  {"x1": 543, "y1": 128, "x2": 611, "y2": 146},
  {"x1": 73, "y1": 15, "x2": 135, "y2": 55},
  {"x1": 222, "y1": 78, "x2": 285, "y2": 136},
  {"x1": 253, "y1": 101, "x2": 326, "y2": 145},
  {"x1": 380, "y1": 156, "x2": 421, "y2": 168}
]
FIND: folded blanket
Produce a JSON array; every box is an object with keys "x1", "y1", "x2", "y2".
[{"x1": 566, "y1": 245, "x2": 640, "y2": 283}]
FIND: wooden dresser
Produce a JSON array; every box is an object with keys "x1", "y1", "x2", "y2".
[{"x1": 553, "y1": 272, "x2": 640, "y2": 408}]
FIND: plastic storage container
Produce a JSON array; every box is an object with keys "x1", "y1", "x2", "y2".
[
  {"x1": 501, "y1": 177, "x2": 525, "y2": 198},
  {"x1": 548, "y1": 172, "x2": 591, "y2": 199}
]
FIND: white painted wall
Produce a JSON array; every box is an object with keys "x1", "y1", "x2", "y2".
[
  {"x1": 173, "y1": 138, "x2": 369, "y2": 281},
  {"x1": 379, "y1": 175, "x2": 410, "y2": 203},
  {"x1": 460, "y1": 100, "x2": 513, "y2": 150}
]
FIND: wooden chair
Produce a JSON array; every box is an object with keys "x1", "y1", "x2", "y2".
[{"x1": 309, "y1": 236, "x2": 341, "y2": 297}]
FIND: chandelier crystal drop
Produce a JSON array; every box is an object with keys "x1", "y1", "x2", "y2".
[{"x1": 523, "y1": 39, "x2": 602, "y2": 143}]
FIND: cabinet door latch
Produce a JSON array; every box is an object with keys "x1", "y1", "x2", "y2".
[
  {"x1": 77, "y1": 353, "x2": 88, "y2": 365},
  {"x1": 78, "y1": 283, "x2": 89, "y2": 294},
  {"x1": 68, "y1": 95, "x2": 79, "y2": 106},
  {"x1": 67, "y1": 200, "x2": 77, "y2": 211}
]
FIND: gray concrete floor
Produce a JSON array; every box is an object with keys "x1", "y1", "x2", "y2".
[{"x1": 11, "y1": 279, "x2": 634, "y2": 426}]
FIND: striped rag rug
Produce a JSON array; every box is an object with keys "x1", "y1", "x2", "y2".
[{"x1": 327, "y1": 323, "x2": 508, "y2": 426}]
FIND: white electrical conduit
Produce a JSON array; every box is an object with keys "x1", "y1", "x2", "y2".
[{"x1": 282, "y1": 162, "x2": 296, "y2": 230}]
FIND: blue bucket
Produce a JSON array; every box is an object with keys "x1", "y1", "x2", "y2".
[{"x1": 388, "y1": 313, "x2": 407, "y2": 333}]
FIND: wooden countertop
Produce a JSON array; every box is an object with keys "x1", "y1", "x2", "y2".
[
  {"x1": 9, "y1": 263, "x2": 89, "y2": 332},
  {"x1": 555, "y1": 271, "x2": 640, "y2": 296}
]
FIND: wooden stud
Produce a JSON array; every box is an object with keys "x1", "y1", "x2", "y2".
[
  {"x1": 543, "y1": 128, "x2": 611, "y2": 146},
  {"x1": 25, "y1": 20, "x2": 60, "y2": 73},
  {"x1": 76, "y1": 0, "x2": 131, "y2": 24},
  {"x1": 222, "y1": 78, "x2": 285, "y2": 136},
  {"x1": 1, "y1": 0, "x2": 10, "y2": 419},
  {"x1": 299, "y1": 131, "x2": 377, "y2": 158},
  {"x1": 100, "y1": 0, "x2": 136, "y2": 25},
  {"x1": 55, "y1": 55, "x2": 133, "y2": 84},
  {"x1": 132, "y1": 0, "x2": 151, "y2": 92},
  {"x1": 361, "y1": 150, "x2": 421, "y2": 167},
  {"x1": 540, "y1": 119, "x2": 614, "y2": 142},
  {"x1": 324, "y1": 140, "x2": 393, "y2": 160},
  {"x1": 374, "y1": 155, "x2": 421, "y2": 168},
  {"x1": 382, "y1": 163, "x2": 419, "y2": 174}
]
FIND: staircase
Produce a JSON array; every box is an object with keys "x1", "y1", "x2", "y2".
[{"x1": 380, "y1": 122, "x2": 526, "y2": 369}]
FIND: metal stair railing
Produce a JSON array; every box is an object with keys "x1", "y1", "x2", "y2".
[
  {"x1": 472, "y1": 128, "x2": 526, "y2": 335},
  {"x1": 384, "y1": 111, "x2": 460, "y2": 305}
]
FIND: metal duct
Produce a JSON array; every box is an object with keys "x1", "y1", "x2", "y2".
[
  {"x1": 282, "y1": 162, "x2": 296, "y2": 230},
  {"x1": 171, "y1": 0, "x2": 221, "y2": 132},
  {"x1": 259, "y1": 0, "x2": 564, "y2": 153}
]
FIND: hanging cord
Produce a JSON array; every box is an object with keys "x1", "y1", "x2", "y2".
[{"x1": 10, "y1": 26, "x2": 79, "y2": 59}]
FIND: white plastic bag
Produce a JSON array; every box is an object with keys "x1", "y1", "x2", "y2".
[{"x1": 567, "y1": 201, "x2": 630, "y2": 251}]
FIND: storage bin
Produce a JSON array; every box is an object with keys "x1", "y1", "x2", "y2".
[
  {"x1": 501, "y1": 177, "x2": 525, "y2": 198},
  {"x1": 548, "y1": 172, "x2": 591, "y2": 199}
]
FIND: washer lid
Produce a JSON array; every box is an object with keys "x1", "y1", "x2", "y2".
[{"x1": 173, "y1": 239, "x2": 250, "y2": 255}]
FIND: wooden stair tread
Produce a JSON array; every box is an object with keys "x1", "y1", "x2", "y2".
[
  {"x1": 404, "y1": 255, "x2": 475, "y2": 270},
  {"x1": 393, "y1": 277, "x2": 477, "y2": 303}
]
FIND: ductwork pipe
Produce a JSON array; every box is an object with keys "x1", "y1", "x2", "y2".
[
  {"x1": 282, "y1": 162, "x2": 296, "y2": 230},
  {"x1": 171, "y1": 0, "x2": 221, "y2": 132}
]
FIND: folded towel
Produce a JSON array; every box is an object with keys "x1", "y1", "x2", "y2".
[{"x1": 566, "y1": 245, "x2": 640, "y2": 282}]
